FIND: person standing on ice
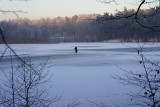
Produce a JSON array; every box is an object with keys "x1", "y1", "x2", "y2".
[{"x1": 74, "y1": 46, "x2": 78, "y2": 53}]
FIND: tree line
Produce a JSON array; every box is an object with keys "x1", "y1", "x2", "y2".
[
  {"x1": 0, "y1": 7, "x2": 160, "y2": 43},
  {"x1": 96, "y1": 6, "x2": 160, "y2": 42},
  {"x1": 0, "y1": 14, "x2": 98, "y2": 43}
]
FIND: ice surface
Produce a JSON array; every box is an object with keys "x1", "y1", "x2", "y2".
[{"x1": 0, "y1": 43, "x2": 160, "y2": 107}]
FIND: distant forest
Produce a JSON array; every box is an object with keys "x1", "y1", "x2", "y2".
[{"x1": 0, "y1": 7, "x2": 160, "y2": 43}]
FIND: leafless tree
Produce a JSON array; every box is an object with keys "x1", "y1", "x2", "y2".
[
  {"x1": 0, "y1": 1, "x2": 61, "y2": 107},
  {"x1": 97, "y1": 0, "x2": 160, "y2": 31},
  {"x1": 0, "y1": 52, "x2": 60, "y2": 107},
  {"x1": 94, "y1": 1, "x2": 160, "y2": 107},
  {"x1": 115, "y1": 44, "x2": 160, "y2": 107}
]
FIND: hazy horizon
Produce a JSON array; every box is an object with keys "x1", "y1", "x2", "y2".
[{"x1": 0, "y1": 0, "x2": 151, "y2": 20}]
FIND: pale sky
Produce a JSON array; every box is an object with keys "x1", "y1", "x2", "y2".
[{"x1": 0, "y1": 0, "x2": 154, "y2": 19}]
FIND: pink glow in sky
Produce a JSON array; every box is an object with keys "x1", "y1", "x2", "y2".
[{"x1": 0, "y1": 0, "x2": 155, "y2": 19}]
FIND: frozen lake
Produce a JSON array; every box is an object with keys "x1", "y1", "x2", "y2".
[{"x1": 0, "y1": 43, "x2": 160, "y2": 107}]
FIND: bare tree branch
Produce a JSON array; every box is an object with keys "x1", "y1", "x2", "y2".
[{"x1": 0, "y1": 10, "x2": 27, "y2": 18}]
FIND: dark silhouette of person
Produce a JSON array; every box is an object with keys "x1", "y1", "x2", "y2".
[
  {"x1": 74, "y1": 46, "x2": 78, "y2": 53},
  {"x1": 137, "y1": 50, "x2": 140, "y2": 54}
]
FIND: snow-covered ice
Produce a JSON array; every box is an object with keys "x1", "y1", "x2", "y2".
[{"x1": 0, "y1": 42, "x2": 160, "y2": 107}]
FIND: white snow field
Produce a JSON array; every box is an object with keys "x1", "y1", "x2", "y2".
[{"x1": 0, "y1": 42, "x2": 160, "y2": 107}]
